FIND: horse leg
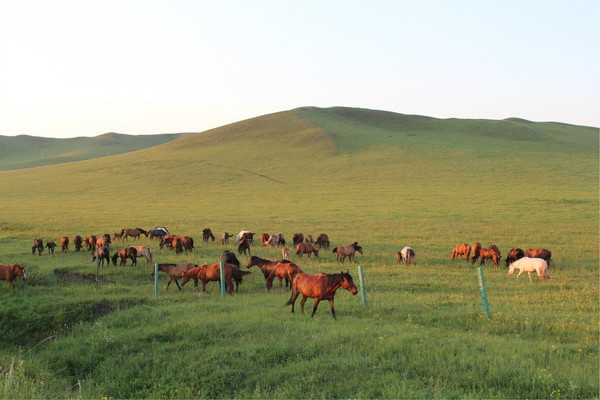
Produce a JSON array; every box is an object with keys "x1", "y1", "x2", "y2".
[
  {"x1": 289, "y1": 290, "x2": 300, "y2": 313},
  {"x1": 310, "y1": 299, "x2": 321, "y2": 317},
  {"x1": 528, "y1": 272, "x2": 533, "y2": 282},
  {"x1": 300, "y1": 295, "x2": 309, "y2": 314},
  {"x1": 202, "y1": 280, "x2": 211, "y2": 295},
  {"x1": 328, "y1": 299, "x2": 336, "y2": 320},
  {"x1": 515, "y1": 270, "x2": 524, "y2": 281}
]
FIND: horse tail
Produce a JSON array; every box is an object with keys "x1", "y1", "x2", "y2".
[{"x1": 332, "y1": 246, "x2": 338, "y2": 253}]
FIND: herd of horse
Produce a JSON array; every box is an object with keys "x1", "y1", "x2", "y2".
[{"x1": 2, "y1": 226, "x2": 554, "y2": 318}]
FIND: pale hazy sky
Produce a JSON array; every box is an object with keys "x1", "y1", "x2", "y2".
[{"x1": 1, "y1": 0, "x2": 598, "y2": 138}]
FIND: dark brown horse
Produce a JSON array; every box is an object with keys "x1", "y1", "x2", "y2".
[
  {"x1": 92, "y1": 246, "x2": 110, "y2": 267},
  {"x1": 451, "y1": 243, "x2": 471, "y2": 261},
  {"x1": 74, "y1": 235, "x2": 83, "y2": 251},
  {"x1": 152, "y1": 263, "x2": 198, "y2": 290},
  {"x1": 61, "y1": 236, "x2": 69, "y2": 253},
  {"x1": 266, "y1": 261, "x2": 303, "y2": 291},
  {"x1": 113, "y1": 232, "x2": 123, "y2": 241},
  {"x1": 506, "y1": 248, "x2": 525, "y2": 267},
  {"x1": 292, "y1": 233, "x2": 304, "y2": 247},
  {"x1": 102, "y1": 233, "x2": 112, "y2": 246},
  {"x1": 315, "y1": 233, "x2": 330, "y2": 249},
  {"x1": 285, "y1": 270, "x2": 358, "y2": 320},
  {"x1": 238, "y1": 238, "x2": 251, "y2": 255},
  {"x1": 525, "y1": 248, "x2": 552, "y2": 266},
  {"x1": 471, "y1": 242, "x2": 482, "y2": 264},
  {"x1": 0, "y1": 264, "x2": 27, "y2": 289},
  {"x1": 32, "y1": 239, "x2": 43, "y2": 256},
  {"x1": 332, "y1": 242, "x2": 363, "y2": 263},
  {"x1": 84, "y1": 236, "x2": 97, "y2": 251},
  {"x1": 305, "y1": 234, "x2": 314, "y2": 243},
  {"x1": 45, "y1": 241, "x2": 57, "y2": 255},
  {"x1": 111, "y1": 247, "x2": 138, "y2": 266},
  {"x1": 202, "y1": 228, "x2": 216, "y2": 242},
  {"x1": 296, "y1": 242, "x2": 319, "y2": 259},
  {"x1": 121, "y1": 228, "x2": 148, "y2": 241}
]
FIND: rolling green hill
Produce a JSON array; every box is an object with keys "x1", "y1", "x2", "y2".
[
  {"x1": 0, "y1": 107, "x2": 597, "y2": 399},
  {"x1": 0, "y1": 132, "x2": 184, "y2": 170}
]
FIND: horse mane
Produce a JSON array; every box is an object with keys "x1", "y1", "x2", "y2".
[{"x1": 136, "y1": 228, "x2": 147, "y2": 234}]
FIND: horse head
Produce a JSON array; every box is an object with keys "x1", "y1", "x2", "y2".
[
  {"x1": 340, "y1": 270, "x2": 358, "y2": 295},
  {"x1": 14, "y1": 264, "x2": 26, "y2": 281}
]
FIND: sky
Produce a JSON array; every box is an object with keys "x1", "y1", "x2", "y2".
[{"x1": 0, "y1": 0, "x2": 598, "y2": 138}]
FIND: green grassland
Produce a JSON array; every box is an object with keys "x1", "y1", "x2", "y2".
[
  {"x1": 0, "y1": 132, "x2": 183, "y2": 171},
  {"x1": 0, "y1": 107, "x2": 597, "y2": 398}
]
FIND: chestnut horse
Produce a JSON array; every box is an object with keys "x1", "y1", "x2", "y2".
[
  {"x1": 315, "y1": 233, "x2": 330, "y2": 249},
  {"x1": 84, "y1": 236, "x2": 97, "y2": 251},
  {"x1": 508, "y1": 257, "x2": 550, "y2": 281},
  {"x1": 181, "y1": 263, "x2": 245, "y2": 295},
  {"x1": 451, "y1": 243, "x2": 471, "y2": 261},
  {"x1": 74, "y1": 235, "x2": 83, "y2": 251},
  {"x1": 471, "y1": 242, "x2": 482, "y2": 264},
  {"x1": 247, "y1": 256, "x2": 288, "y2": 281},
  {"x1": 332, "y1": 242, "x2": 363, "y2": 263},
  {"x1": 0, "y1": 264, "x2": 27, "y2": 288},
  {"x1": 152, "y1": 263, "x2": 198, "y2": 290},
  {"x1": 285, "y1": 270, "x2": 358, "y2": 320},
  {"x1": 221, "y1": 232, "x2": 234, "y2": 245},
  {"x1": 121, "y1": 228, "x2": 148, "y2": 241},
  {"x1": 266, "y1": 261, "x2": 303, "y2": 291},
  {"x1": 296, "y1": 242, "x2": 319, "y2": 259},
  {"x1": 92, "y1": 246, "x2": 110, "y2": 267},
  {"x1": 525, "y1": 248, "x2": 552, "y2": 266},
  {"x1": 506, "y1": 248, "x2": 525, "y2": 267},
  {"x1": 261, "y1": 233, "x2": 270, "y2": 246},
  {"x1": 61, "y1": 236, "x2": 69, "y2": 253},
  {"x1": 305, "y1": 234, "x2": 314, "y2": 244},
  {"x1": 480, "y1": 247, "x2": 501, "y2": 268},
  {"x1": 32, "y1": 239, "x2": 43, "y2": 256},
  {"x1": 111, "y1": 247, "x2": 138, "y2": 266}
]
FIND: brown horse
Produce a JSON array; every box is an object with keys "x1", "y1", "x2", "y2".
[
  {"x1": 296, "y1": 242, "x2": 319, "y2": 259},
  {"x1": 121, "y1": 228, "x2": 148, "y2": 241},
  {"x1": 238, "y1": 238, "x2": 251, "y2": 255},
  {"x1": 202, "y1": 228, "x2": 215, "y2": 242},
  {"x1": 266, "y1": 233, "x2": 284, "y2": 248},
  {"x1": 111, "y1": 247, "x2": 138, "y2": 266},
  {"x1": 315, "y1": 233, "x2": 330, "y2": 249},
  {"x1": 305, "y1": 234, "x2": 314, "y2": 243},
  {"x1": 92, "y1": 246, "x2": 110, "y2": 267},
  {"x1": 0, "y1": 264, "x2": 27, "y2": 289},
  {"x1": 221, "y1": 232, "x2": 234, "y2": 245},
  {"x1": 260, "y1": 233, "x2": 270, "y2": 246},
  {"x1": 332, "y1": 242, "x2": 363, "y2": 263},
  {"x1": 160, "y1": 235, "x2": 193, "y2": 252},
  {"x1": 266, "y1": 261, "x2": 303, "y2": 291},
  {"x1": 152, "y1": 263, "x2": 198, "y2": 290},
  {"x1": 130, "y1": 246, "x2": 153, "y2": 265},
  {"x1": 247, "y1": 256, "x2": 286, "y2": 281},
  {"x1": 181, "y1": 263, "x2": 237, "y2": 295},
  {"x1": 45, "y1": 241, "x2": 57, "y2": 255},
  {"x1": 471, "y1": 242, "x2": 482, "y2": 264},
  {"x1": 84, "y1": 236, "x2": 97, "y2": 251},
  {"x1": 451, "y1": 243, "x2": 471, "y2": 261},
  {"x1": 285, "y1": 270, "x2": 358, "y2": 320},
  {"x1": 480, "y1": 247, "x2": 501, "y2": 268},
  {"x1": 525, "y1": 248, "x2": 552, "y2": 266},
  {"x1": 506, "y1": 248, "x2": 525, "y2": 267},
  {"x1": 32, "y1": 239, "x2": 43, "y2": 256},
  {"x1": 113, "y1": 232, "x2": 123, "y2": 241},
  {"x1": 74, "y1": 235, "x2": 83, "y2": 251},
  {"x1": 96, "y1": 237, "x2": 109, "y2": 248},
  {"x1": 61, "y1": 236, "x2": 69, "y2": 252},
  {"x1": 292, "y1": 233, "x2": 304, "y2": 247}
]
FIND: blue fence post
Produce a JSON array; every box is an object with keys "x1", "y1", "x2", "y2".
[
  {"x1": 154, "y1": 263, "x2": 159, "y2": 297},
  {"x1": 357, "y1": 265, "x2": 367, "y2": 306},
  {"x1": 477, "y1": 267, "x2": 490, "y2": 318},
  {"x1": 220, "y1": 261, "x2": 226, "y2": 298}
]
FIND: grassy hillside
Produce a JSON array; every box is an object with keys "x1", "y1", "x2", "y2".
[
  {"x1": 0, "y1": 132, "x2": 184, "y2": 170},
  {"x1": 0, "y1": 107, "x2": 597, "y2": 398}
]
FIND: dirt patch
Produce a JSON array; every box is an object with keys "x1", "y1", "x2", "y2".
[{"x1": 52, "y1": 269, "x2": 114, "y2": 285}]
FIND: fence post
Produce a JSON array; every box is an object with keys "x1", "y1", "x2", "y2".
[
  {"x1": 154, "y1": 263, "x2": 159, "y2": 297},
  {"x1": 220, "y1": 261, "x2": 226, "y2": 298},
  {"x1": 357, "y1": 265, "x2": 367, "y2": 306},
  {"x1": 477, "y1": 267, "x2": 490, "y2": 318}
]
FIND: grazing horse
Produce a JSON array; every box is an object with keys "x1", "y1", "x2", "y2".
[
  {"x1": 235, "y1": 231, "x2": 255, "y2": 243},
  {"x1": 221, "y1": 232, "x2": 234, "y2": 245},
  {"x1": 266, "y1": 261, "x2": 303, "y2": 291},
  {"x1": 130, "y1": 246, "x2": 153, "y2": 265},
  {"x1": 84, "y1": 236, "x2": 97, "y2": 251},
  {"x1": 332, "y1": 242, "x2": 363, "y2": 263},
  {"x1": 74, "y1": 235, "x2": 83, "y2": 251},
  {"x1": 266, "y1": 233, "x2": 284, "y2": 248},
  {"x1": 160, "y1": 235, "x2": 191, "y2": 253},
  {"x1": 111, "y1": 247, "x2": 138, "y2": 266},
  {"x1": 296, "y1": 242, "x2": 319, "y2": 259},
  {"x1": 506, "y1": 248, "x2": 525, "y2": 267},
  {"x1": 525, "y1": 248, "x2": 552, "y2": 266},
  {"x1": 292, "y1": 233, "x2": 304, "y2": 247},
  {"x1": 261, "y1": 233, "x2": 270, "y2": 246},
  {"x1": 305, "y1": 234, "x2": 314, "y2": 244},
  {"x1": 92, "y1": 246, "x2": 110, "y2": 267},
  {"x1": 152, "y1": 263, "x2": 198, "y2": 290},
  {"x1": 222, "y1": 251, "x2": 245, "y2": 291},
  {"x1": 121, "y1": 228, "x2": 148, "y2": 241},
  {"x1": 451, "y1": 243, "x2": 471, "y2": 261},
  {"x1": 45, "y1": 241, "x2": 57, "y2": 255},
  {"x1": 148, "y1": 228, "x2": 168, "y2": 240},
  {"x1": 61, "y1": 236, "x2": 69, "y2": 253},
  {"x1": 0, "y1": 264, "x2": 27, "y2": 289},
  {"x1": 397, "y1": 246, "x2": 415, "y2": 265},
  {"x1": 285, "y1": 270, "x2": 358, "y2": 320},
  {"x1": 181, "y1": 263, "x2": 238, "y2": 295},
  {"x1": 282, "y1": 246, "x2": 291, "y2": 260},
  {"x1": 96, "y1": 237, "x2": 109, "y2": 248},
  {"x1": 202, "y1": 228, "x2": 216, "y2": 242},
  {"x1": 102, "y1": 233, "x2": 112, "y2": 246},
  {"x1": 315, "y1": 233, "x2": 330, "y2": 249},
  {"x1": 32, "y1": 239, "x2": 43, "y2": 256},
  {"x1": 113, "y1": 232, "x2": 123, "y2": 241},
  {"x1": 471, "y1": 242, "x2": 482, "y2": 264},
  {"x1": 508, "y1": 257, "x2": 550, "y2": 282},
  {"x1": 238, "y1": 238, "x2": 251, "y2": 255},
  {"x1": 480, "y1": 247, "x2": 501, "y2": 268}
]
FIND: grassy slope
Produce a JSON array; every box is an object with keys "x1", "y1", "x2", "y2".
[
  {"x1": 0, "y1": 132, "x2": 183, "y2": 170},
  {"x1": 0, "y1": 107, "x2": 597, "y2": 398}
]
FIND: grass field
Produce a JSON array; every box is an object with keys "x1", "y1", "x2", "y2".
[{"x1": 0, "y1": 107, "x2": 597, "y2": 398}]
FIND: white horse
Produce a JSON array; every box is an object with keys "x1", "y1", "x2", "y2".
[
  {"x1": 508, "y1": 257, "x2": 549, "y2": 282},
  {"x1": 235, "y1": 230, "x2": 252, "y2": 243},
  {"x1": 131, "y1": 246, "x2": 153, "y2": 265}
]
